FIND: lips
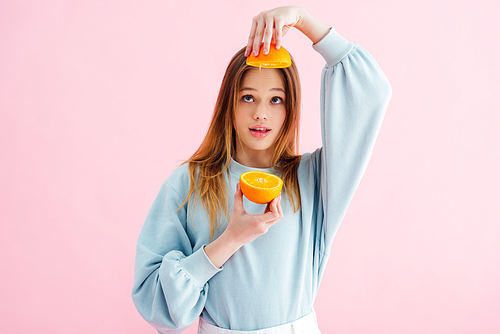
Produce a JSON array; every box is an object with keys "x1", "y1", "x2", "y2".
[
  {"x1": 250, "y1": 127, "x2": 271, "y2": 132},
  {"x1": 249, "y1": 125, "x2": 271, "y2": 138},
  {"x1": 250, "y1": 125, "x2": 270, "y2": 131}
]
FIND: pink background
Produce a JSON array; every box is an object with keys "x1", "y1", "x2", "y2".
[{"x1": 1, "y1": 0, "x2": 499, "y2": 333}]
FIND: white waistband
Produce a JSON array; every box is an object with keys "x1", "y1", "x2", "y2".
[{"x1": 198, "y1": 309, "x2": 321, "y2": 334}]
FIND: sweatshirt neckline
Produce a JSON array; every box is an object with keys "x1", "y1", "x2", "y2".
[{"x1": 228, "y1": 157, "x2": 279, "y2": 177}]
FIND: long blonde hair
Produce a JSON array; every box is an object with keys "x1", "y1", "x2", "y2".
[{"x1": 180, "y1": 46, "x2": 302, "y2": 240}]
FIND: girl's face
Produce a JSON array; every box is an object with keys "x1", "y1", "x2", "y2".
[{"x1": 233, "y1": 68, "x2": 286, "y2": 168}]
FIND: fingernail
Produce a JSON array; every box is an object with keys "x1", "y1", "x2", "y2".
[
  {"x1": 263, "y1": 48, "x2": 268, "y2": 55},
  {"x1": 253, "y1": 50, "x2": 259, "y2": 56}
]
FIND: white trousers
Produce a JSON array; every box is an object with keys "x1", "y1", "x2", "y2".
[{"x1": 198, "y1": 310, "x2": 321, "y2": 334}]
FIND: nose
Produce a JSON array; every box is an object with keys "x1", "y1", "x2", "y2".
[{"x1": 253, "y1": 102, "x2": 268, "y2": 120}]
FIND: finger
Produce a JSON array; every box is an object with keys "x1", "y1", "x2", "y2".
[
  {"x1": 264, "y1": 201, "x2": 271, "y2": 214},
  {"x1": 271, "y1": 195, "x2": 279, "y2": 213},
  {"x1": 277, "y1": 195, "x2": 284, "y2": 219},
  {"x1": 263, "y1": 195, "x2": 278, "y2": 214},
  {"x1": 259, "y1": 211, "x2": 280, "y2": 226},
  {"x1": 268, "y1": 195, "x2": 284, "y2": 221},
  {"x1": 262, "y1": 13, "x2": 274, "y2": 55},
  {"x1": 262, "y1": 197, "x2": 280, "y2": 221},
  {"x1": 274, "y1": 16, "x2": 285, "y2": 50},
  {"x1": 252, "y1": 15, "x2": 265, "y2": 56},
  {"x1": 233, "y1": 183, "x2": 245, "y2": 212},
  {"x1": 245, "y1": 17, "x2": 258, "y2": 57}
]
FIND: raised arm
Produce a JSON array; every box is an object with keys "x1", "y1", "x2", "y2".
[
  {"x1": 313, "y1": 28, "x2": 392, "y2": 254},
  {"x1": 245, "y1": 6, "x2": 392, "y2": 252}
]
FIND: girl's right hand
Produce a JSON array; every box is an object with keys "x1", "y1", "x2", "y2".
[{"x1": 225, "y1": 182, "x2": 284, "y2": 247}]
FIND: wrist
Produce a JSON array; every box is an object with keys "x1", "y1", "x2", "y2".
[
  {"x1": 219, "y1": 228, "x2": 244, "y2": 253},
  {"x1": 295, "y1": 10, "x2": 330, "y2": 44},
  {"x1": 294, "y1": 7, "x2": 308, "y2": 30},
  {"x1": 204, "y1": 230, "x2": 242, "y2": 268}
]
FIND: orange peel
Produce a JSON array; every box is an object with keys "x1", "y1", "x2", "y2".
[
  {"x1": 246, "y1": 42, "x2": 291, "y2": 69},
  {"x1": 239, "y1": 171, "x2": 283, "y2": 204}
]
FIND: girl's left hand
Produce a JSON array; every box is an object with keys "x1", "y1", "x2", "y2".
[{"x1": 244, "y1": 6, "x2": 306, "y2": 57}]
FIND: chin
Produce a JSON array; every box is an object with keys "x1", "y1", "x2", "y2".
[{"x1": 249, "y1": 140, "x2": 274, "y2": 150}]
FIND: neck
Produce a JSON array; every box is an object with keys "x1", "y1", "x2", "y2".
[{"x1": 234, "y1": 149, "x2": 274, "y2": 168}]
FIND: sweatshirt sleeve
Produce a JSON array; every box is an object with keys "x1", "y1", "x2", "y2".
[
  {"x1": 131, "y1": 178, "x2": 222, "y2": 334},
  {"x1": 312, "y1": 27, "x2": 392, "y2": 255}
]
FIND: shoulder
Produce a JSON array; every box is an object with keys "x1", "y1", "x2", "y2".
[
  {"x1": 163, "y1": 162, "x2": 192, "y2": 200},
  {"x1": 298, "y1": 148, "x2": 322, "y2": 172},
  {"x1": 167, "y1": 162, "x2": 191, "y2": 181}
]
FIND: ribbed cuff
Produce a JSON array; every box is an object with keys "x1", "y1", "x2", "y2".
[
  {"x1": 313, "y1": 27, "x2": 355, "y2": 67},
  {"x1": 179, "y1": 246, "x2": 222, "y2": 288}
]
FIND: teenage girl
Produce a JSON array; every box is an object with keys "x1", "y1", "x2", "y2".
[{"x1": 132, "y1": 6, "x2": 392, "y2": 334}]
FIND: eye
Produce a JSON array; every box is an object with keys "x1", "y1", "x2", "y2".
[
  {"x1": 270, "y1": 96, "x2": 283, "y2": 104},
  {"x1": 242, "y1": 95, "x2": 254, "y2": 103}
]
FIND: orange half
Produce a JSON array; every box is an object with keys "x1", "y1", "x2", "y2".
[
  {"x1": 239, "y1": 171, "x2": 283, "y2": 204},
  {"x1": 246, "y1": 42, "x2": 291, "y2": 69}
]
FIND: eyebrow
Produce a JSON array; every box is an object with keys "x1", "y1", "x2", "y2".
[{"x1": 240, "y1": 87, "x2": 285, "y2": 93}]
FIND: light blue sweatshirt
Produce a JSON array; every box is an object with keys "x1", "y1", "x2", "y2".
[{"x1": 132, "y1": 27, "x2": 392, "y2": 333}]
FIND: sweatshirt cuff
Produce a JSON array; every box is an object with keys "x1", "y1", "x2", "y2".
[
  {"x1": 312, "y1": 27, "x2": 355, "y2": 67},
  {"x1": 179, "y1": 246, "x2": 222, "y2": 288}
]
